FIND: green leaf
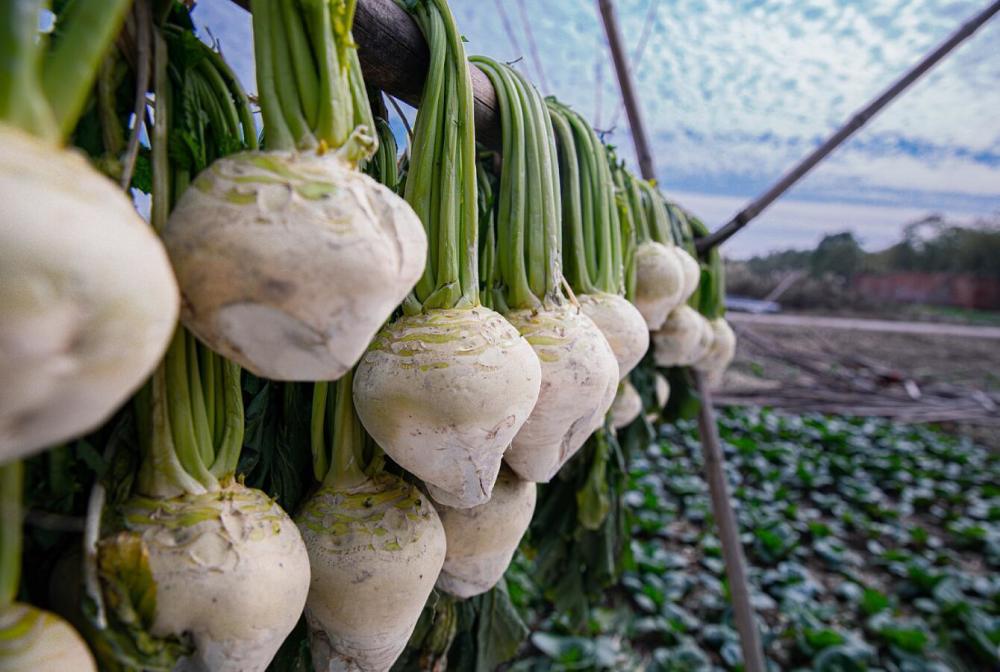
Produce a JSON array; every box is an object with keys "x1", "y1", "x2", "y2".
[
  {"x1": 89, "y1": 532, "x2": 192, "y2": 670},
  {"x1": 474, "y1": 580, "x2": 530, "y2": 672},
  {"x1": 860, "y1": 588, "x2": 890, "y2": 616}
]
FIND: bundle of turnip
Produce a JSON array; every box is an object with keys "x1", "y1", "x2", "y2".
[
  {"x1": 354, "y1": 0, "x2": 541, "y2": 509},
  {"x1": 0, "y1": 0, "x2": 178, "y2": 463},
  {"x1": 652, "y1": 206, "x2": 715, "y2": 368},
  {"x1": 298, "y1": 372, "x2": 445, "y2": 671},
  {"x1": 0, "y1": 461, "x2": 97, "y2": 671},
  {"x1": 547, "y1": 100, "x2": 649, "y2": 380},
  {"x1": 473, "y1": 58, "x2": 617, "y2": 483},
  {"x1": 163, "y1": 0, "x2": 426, "y2": 381},
  {"x1": 98, "y1": 35, "x2": 310, "y2": 672}
]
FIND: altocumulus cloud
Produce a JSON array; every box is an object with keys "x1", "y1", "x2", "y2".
[{"x1": 191, "y1": 0, "x2": 1000, "y2": 255}]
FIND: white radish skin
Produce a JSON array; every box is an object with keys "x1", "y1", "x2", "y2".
[
  {"x1": 122, "y1": 483, "x2": 310, "y2": 672},
  {"x1": 353, "y1": 307, "x2": 541, "y2": 508},
  {"x1": 297, "y1": 474, "x2": 445, "y2": 672},
  {"x1": 436, "y1": 465, "x2": 534, "y2": 598},
  {"x1": 578, "y1": 292, "x2": 648, "y2": 380},
  {"x1": 634, "y1": 241, "x2": 686, "y2": 331},
  {"x1": 652, "y1": 305, "x2": 712, "y2": 367},
  {"x1": 0, "y1": 604, "x2": 96, "y2": 672},
  {"x1": 163, "y1": 150, "x2": 427, "y2": 382},
  {"x1": 694, "y1": 319, "x2": 737, "y2": 373},
  {"x1": 673, "y1": 247, "x2": 702, "y2": 303},
  {"x1": 503, "y1": 305, "x2": 618, "y2": 483},
  {"x1": 611, "y1": 380, "x2": 642, "y2": 430},
  {"x1": 0, "y1": 125, "x2": 179, "y2": 462}
]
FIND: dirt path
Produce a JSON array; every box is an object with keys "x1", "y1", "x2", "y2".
[{"x1": 729, "y1": 312, "x2": 1000, "y2": 339}]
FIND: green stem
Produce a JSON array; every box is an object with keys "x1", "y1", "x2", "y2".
[
  {"x1": 251, "y1": 0, "x2": 293, "y2": 150},
  {"x1": 310, "y1": 382, "x2": 330, "y2": 483},
  {"x1": 136, "y1": 367, "x2": 210, "y2": 499},
  {"x1": 207, "y1": 359, "x2": 245, "y2": 480},
  {"x1": 41, "y1": 0, "x2": 131, "y2": 141},
  {"x1": 640, "y1": 181, "x2": 674, "y2": 245},
  {"x1": 402, "y1": 0, "x2": 478, "y2": 309},
  {"x1": 474, "y1": 57, "x2": 534, "y2": 310},
  {"x1": 404, "y1": 2, "x2": 445, "y2": 305},
  {"x1": 321, "y1": 371, "x2": 367, "y2": 490},
  {"x1": 0, "y1": 461, "x2": 23, "y2": 609},
  {"x1": 510, "y1": 69, "x2": 545, "y2": 302},
  {"x1": 150, "y1": 27, "x2": 169, "y2": 234},
  {"x1": 548, "y1": 101, "x2": 594, "y2": 295},
  {"x1": 269, "y1": 0, "x2": 314, "y2": 149},
  {"x1": 280, "y1": 0, "x2": 319, "y2": 131},
  {"x1": 0, "y1": 0, "x2": 57, "y2": 139}
]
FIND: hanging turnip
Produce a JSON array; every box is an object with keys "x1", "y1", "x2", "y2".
[
  {"x1": 653, "y1": 305, "x2": 712, "y2": 367},
  {"x1": 0, "y1": 462, "x2": 97, "y2": 672},
  {"x1": 163, "y1": 0, "x2": 426, "y2": 381},
  {"x1": 1, "y1": 0, "x2": 178, "y2": 463},
  {"x1": 102, "y1": 37, "x2": 310, "y2": 672},
  {"x1": 548, "y1": 100, "x2": 648, "y2": 381},
  {"x1": 646, "y1": 372, "x2": 671, "y2": 423},
  {"x1": 354, "y1": 1, "x2": 541, "y2": 508},
  {"x1": 610, "y1": 380, "x2": 642, "y2": 430},
  {"x1": 298, "y1": 373, "x2": 445, "y2": 671},
  {"x1": 435, "y1": 465, "x2": 535, "y2": 598},
  {"x1": 474, "y1": 58, "x2": 617, "y2": 483}
]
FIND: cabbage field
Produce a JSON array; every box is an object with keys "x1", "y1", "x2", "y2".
[{"x1": 502, "y1": 408, "x2": 1000, "y2": 671}]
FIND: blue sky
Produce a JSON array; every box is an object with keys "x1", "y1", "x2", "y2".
[{"x1": 192, "y1": 0, "x2": 1000, "y2": 258}]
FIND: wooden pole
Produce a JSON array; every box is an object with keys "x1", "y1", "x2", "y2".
[
  {"x1": 696, "y1": 0, "x2": 1000, "y2": 253},
  {"x1": 596, "y1": 1, "x2": 767, "y2": 670},
  {"x1": 596, "y1": 0, "x2": 656, "y2": 181},
  {"x1": 694, "y1": 373, "x2": 767, "y2": 671}
]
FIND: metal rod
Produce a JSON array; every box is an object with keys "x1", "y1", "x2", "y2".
[
  {"x1": 596, "y1": 0, "x2": 656, "y2": 180},
  {"x1": 597, "y1": 1, "x2": 767, "y2": 670},
  {"x1": 696, "y1": 0, "x2": 1000, "y2": 253}
]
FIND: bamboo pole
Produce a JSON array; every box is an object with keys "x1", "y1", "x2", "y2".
[
  {"x1": 596, "y1": 2, "x2": 767, "y2": 670},
  {"x1": 696, "y1": 0, "x2": 1000, "y2": 253}
]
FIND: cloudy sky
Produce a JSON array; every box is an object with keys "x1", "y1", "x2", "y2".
[{"x1": 192, "y1": 0, "x2": 1000, "y2": 258}]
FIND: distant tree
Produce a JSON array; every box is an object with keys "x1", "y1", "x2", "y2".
[{"x1": 809, "y1": 232, "x2": 864, "y2": 279}]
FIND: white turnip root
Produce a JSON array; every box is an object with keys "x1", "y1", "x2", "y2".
[
  {"x1": 164, "y1": 151, "x2": 426, "y2": 382},
  {"x1": 646, "y1": 373, "x2": 671, "y2": 423},
  {"x1": 436, "y1": 465, "x2": 535, "y2": 598},
  {"x1": 694, "y1": 318, "x2": 737, "y2": 373},
  {"x1": 297, "y1": 473, "x2": 445, "y2": 672},
  {"x1": 0, "y1": 126, "x2": 179, "y2": 463},
  {"x1": 611, "y1": 380, "x2": 642, "y2": 430},
  {"x1": 122, "y1": 484, "x2": 310, "y2": 672},
  {"x1": 503, "y1": 304, "x2": 618, "y2": 483},
  {"x1": 673, "y1": 246, "x2": 702, "y2": 304},
  {"x1": 353, "y1": 307, "x2": 541, "y2": 508},
  {"x1": 633, "y1": 240, "x2": 686, "y2": 331},
  {"x1": 652, "y1": 305, "x2": 712, "y2": 367},
  {"x1": 0, "y1": 604, "x2": 97, "y2": 672},
  {"x1": 578, "y1": 292, "x2": 649, "y2": 380}
]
